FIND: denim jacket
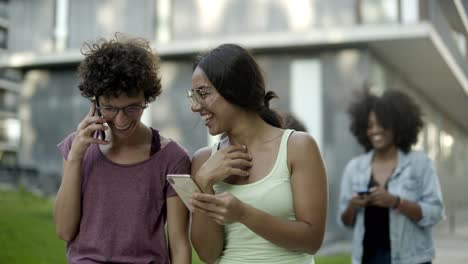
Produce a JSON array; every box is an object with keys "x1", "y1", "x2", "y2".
[{"x1": 338, "y1": 150, "x2": 444, "y2": 264}]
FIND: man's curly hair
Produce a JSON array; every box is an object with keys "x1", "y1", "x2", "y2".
[
  {"x1": 347, "y1": 88, "x2": 424, "y2": 153},
  {"x1": 78, "y1": 33, "x2": 161, "y2": 102}
]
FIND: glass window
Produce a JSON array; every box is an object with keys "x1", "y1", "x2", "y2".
[
  {"x1": 401, "y1": 0, "x2": 419, "y2": 24},
  {"x1": 426, "y1": 122, "x2": 439, "y2": 162},
  {"x1": 4, "y1": 91, "x2": 17, "y2": 112},
  {"x1": 360, "y1": 0, "x2": 399, "y2": 24},
  {"x1": 155, "y1": 0, "x2": 172, "y2": 43},
  {"x1": 452, "y1": 30, "x2": 467, "y2": 57},
  {"x1": 54, "y1": 0, "x2": 69, "y2": 51},
  {"x1": 0, "y1": 150, "x2": 18, "y2": 166},
  {"x1": 439, "y1": 130, "x2": 454, "y2": 160},
  {"x1": 0, "y1": 0, "x2": 8, "y2": 20},
  {"x1": 0, "y1": 118, "x2": 20, "y2": 145},
  {"x1": 0, "y1": 90, "x2": 18, "y2": 112},
  {"x1": 0, "y1": 27, "x2": 7, "y2": 49},
  {"x1": 0, "y1": 90, "x2": 3, "y2": 110},
  {"x1": 0, "y1": 68, "x2": 22, "y2": 82},
  {"x1": 0, "y1": 118, "x2": 8, "y2": 141}
]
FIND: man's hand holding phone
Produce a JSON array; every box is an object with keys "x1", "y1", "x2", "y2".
[{"x1": 69, "y1": 101, "x2": 110, "y2": 161}]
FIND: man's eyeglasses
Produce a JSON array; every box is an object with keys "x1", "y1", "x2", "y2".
[
  {"x1": 96, "y1": 104, "x2": 147, "y2": 119},
  {"x1": 187, "y1": 86, "x2": 212, "y2": 105}
]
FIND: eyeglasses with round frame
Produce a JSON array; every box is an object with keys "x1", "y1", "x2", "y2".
[
  {"x1": 96, "y1": 104, "x2": 147, "y2": 119},
  {"x1": 187, "y1": 85, "x2": 212, "y2": 106}
]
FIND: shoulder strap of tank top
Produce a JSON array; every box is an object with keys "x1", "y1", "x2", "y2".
[{"x1": 274, "y1": 129, "x2": 295, "y2": 175}]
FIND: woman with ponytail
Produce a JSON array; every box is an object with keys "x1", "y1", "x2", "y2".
[{"x1": 189, "y1": 44, "x2": 327, "y2": 264}]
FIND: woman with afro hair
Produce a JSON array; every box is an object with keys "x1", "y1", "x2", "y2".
[
  {"x1": 54, "y1": 34, "x2": 191, "y2": 264},
  {"x1": 338, "y1": 88, "x2": 444, "y2": 264}
]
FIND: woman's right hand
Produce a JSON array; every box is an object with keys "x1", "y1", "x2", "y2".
[
  {"x1": 195, "y1": 145, "x2": 252, "y2": 192},
  {"x1": 69, "y1": 102, "x2": 109, "y2": 160},
  {"x1": 349, "y1": 193, "x2": 370, "y2": 208}
]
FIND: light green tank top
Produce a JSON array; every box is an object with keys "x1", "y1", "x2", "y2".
[{"x1": 212, "y1": 129, "x2": 314, "y2": 264}]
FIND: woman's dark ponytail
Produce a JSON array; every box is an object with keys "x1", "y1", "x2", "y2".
[{"x1": 259, "y1": 91, "x2": 282, "y2": 128}]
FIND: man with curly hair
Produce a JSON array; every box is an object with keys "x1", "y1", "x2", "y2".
[
  {"x1": 54, "y1": 34, "x2": 191, "y2": 264},
  {"x1": 338, "y1": 88, "x2": 444, "y2": 264}
]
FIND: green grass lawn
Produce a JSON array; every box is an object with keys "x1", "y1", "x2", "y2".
[
  {"x1": 0, "y1": 188, "x2": 349, "y2": 264},
  {"x1": 0, "y1": 187, "x2": 67, "y2": 264}
]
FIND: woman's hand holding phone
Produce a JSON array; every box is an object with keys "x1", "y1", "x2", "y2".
[
  {"x1": 349, "y1": 192, "x2": 370, "y2": 208},
  {"x1": 368, "y1": 186, "x2": 398, "y2": 208},
  {"x1": 191, "y1": 192, "x2": 246, "y2": 225},
  {"x1": 69, "y1": 101, "x2": 109, "y2": 160}
]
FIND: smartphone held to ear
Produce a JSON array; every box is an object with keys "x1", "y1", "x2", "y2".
[
  {"x1": 167, "y1": 174, "x2": 202, "y2": 211},
  {"x1": 93, "y1": 98, "x2": 106, "y2": 141}
]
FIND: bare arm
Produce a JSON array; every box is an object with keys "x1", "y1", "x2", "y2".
[
  {"x1": 54, "y1": 158, "x2": 83, "y2": 241},
  {"x1": 167, "y1": 196, "x2": 191, "y2": 264},
  {"x1": 189, "y1": 148, "x2": 224, "y2": 263},
  {"x1": 53, "y1": 103, "x2": 108, "y2": 241}
]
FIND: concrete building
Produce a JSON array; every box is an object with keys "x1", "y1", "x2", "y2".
[
  {"x1": 0, "y1": 0, "x2": 24, "y2": 183},
  {"x1": 1, "y1": 0, "x2": 467, "y2": 243}
]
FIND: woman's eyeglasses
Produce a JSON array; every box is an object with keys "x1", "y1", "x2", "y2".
[
  {"x1": 96, "y1": 104, "x2": 147, "y2": 119},
  {"x1": 187, "y1": 86, "x2": 212, "y2": 106}
]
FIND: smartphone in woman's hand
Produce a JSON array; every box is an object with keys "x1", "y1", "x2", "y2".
[
  {"x1": 357, "y1": 190, "x2": 370, "y2": 196},
  {"x1": 93, "y1": 98, "x2": 106, "y2": 140},
  {"x1": 167, "y1": 174, "x2": 203, "y2": 211}
]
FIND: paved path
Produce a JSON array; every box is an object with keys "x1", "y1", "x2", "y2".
[
  {"x1": 433, "y1": 222, "x2": 468, "y2": 264},
  {"x1": 318, "y1": 222, "x2": 468, "y2": 264}
]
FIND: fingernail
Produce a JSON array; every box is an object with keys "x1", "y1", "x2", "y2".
[{"x1": 103, "y1": 122, "x2": 108, "y2": 127}]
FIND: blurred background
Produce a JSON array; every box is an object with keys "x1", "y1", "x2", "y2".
[{"x1": 0, "y1": 0, "x2": 467, "y2": 263}]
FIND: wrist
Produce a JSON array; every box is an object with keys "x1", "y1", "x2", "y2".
[
  {"x1": 69, "y1": 143, "x2": 88, "y2": 161},
  {"x1": 349, "y1": 199, "x2": 365, "y2": 209},
  {"x1": 195, "y1": 176, "x2": 215, "y2": 193},
  {"x1": 395, "y1": 197, "x2": 405, "y2": 212},
  {"x1": 237, "y1": 202, "x2": 250, "y2": 223},
  {"x1": 392, "y1": 195, "x2": 401, "y2": 209},
  {"x1": 67, "y1": 150, "x2": 85, "y2": 162}
]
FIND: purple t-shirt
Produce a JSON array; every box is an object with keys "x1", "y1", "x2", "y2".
[{"x1": 57, "y1": 128, "x2": 191, "y2": 264}]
